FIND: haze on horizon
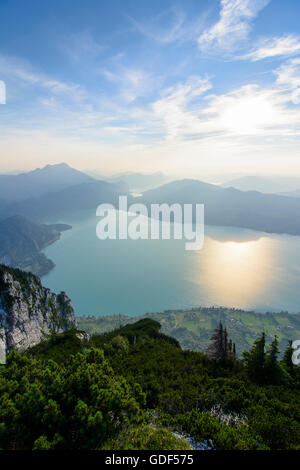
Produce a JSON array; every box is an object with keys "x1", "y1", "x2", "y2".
[{"x1": 1, "y1": 0, "x2": 300, "y2": 180}]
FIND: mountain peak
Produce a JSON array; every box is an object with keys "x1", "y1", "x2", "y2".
[
  {"x1": 0, "y1": 163, "x2": 94, "y2": 202},
  {"x1": 43, "y1": 162, "x2": 70, "y2": 169}
]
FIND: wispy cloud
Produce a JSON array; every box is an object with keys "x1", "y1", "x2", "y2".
[
  {"x1": 149, "y1": 63, "x2": 300, "y2": 142},
  {"x1": 129, "y1": 6, "x2": 207, "y2": 44},
  {"x1": 100, "y1": 66, "x2": 155, "y2": 103},
  {"x1": 2, "y1": 37, "x2": 300, "y2": 177},
  {"x1": 152, "y1": 76, "x2": 212, "y2": 139},
  {"x1": 129, "y1": 7, "x2": 185, "y2": 44},
  {"x1": 241, "y1": 34, "x2": 300, "y2": 61},
  {"x1": 275, "y1": 58, "x2": 300, "y2": 104},
  {"x1": 0, "y1": 54, "x2": 86, "y2": 101},
  {"x1": 62, "y1": 30, "x2": 105, "y2": 62},
  {"x1": 198, "y1": 0, "x2": 270, "y2": 55},
  {"x1": 3, "y1": 49, "x2": 300, "y2": 145}
]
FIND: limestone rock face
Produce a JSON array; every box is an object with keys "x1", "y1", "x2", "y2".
[{"x1": 0, "y1": 265, "x2": 77, "y2": 362}]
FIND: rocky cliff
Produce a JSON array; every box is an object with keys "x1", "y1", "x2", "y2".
[{"x1": 0, "y1": 264, "x2": 77, "y2": 363}]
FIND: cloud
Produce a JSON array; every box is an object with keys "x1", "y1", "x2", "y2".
[
  {"x1": 203, "y1": 84, "x2": 295, "y2": 136},
  {"x1": 241, "y1": 34, "x2": 300, "y2": 61},
  {"x1": 62, "y1": 30, "x2": 105, "y2": 62},
  {"x1": 198, "y1": 0, "x2": 270, "y2": 55},
  {"x1": 100, "y1": 66, "x2": 154, "y2": 103},
  {"x1": 275, "y1": 58, "x2": 300, "y2": 88},
  {"x1": 130, "y1": 8, "x2": 184, "y2": 44},
  {"x1": 275, "y1": 58, "x2": 300, "y2": 104},
  {"x1": 3, "y1": 43, "x2": 300, "y2": 178},
  {"x1": 4, "y1": 49, "x2": 300, "y2": 145},
  {"x1": 0, "y1": 54, "x2": 86, "y2": 102},
  {"x1": 129, "y1": 6, "x2": 206, "y2": 44},
  {"x1": 0, "y1": 54, "x2": 156, "y2": 141},
  {"x1": 152, "y1": 76, "x2": 212, "y2": 139},
  {"x1": 149, "y1": 65, "x2": 300, "y2": 142}
]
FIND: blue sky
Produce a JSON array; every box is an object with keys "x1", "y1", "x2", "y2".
[{"x1": 1, "y1": 0, "x2": 300, "y2": 179}]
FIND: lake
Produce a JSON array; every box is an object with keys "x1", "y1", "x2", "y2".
[{"x1": 42, "y1": 212, "x2": 300, "y2": 316}]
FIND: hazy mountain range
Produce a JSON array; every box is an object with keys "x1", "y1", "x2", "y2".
[
  {"x1": 0, "y1": 164, "x2": 300, "y2": 275},
  {"x1": 88, "y1": 170, "x2": 168, "y2": 192},
  {"x1": 222, "y1": 175, "x2": 300, "y2": 194},
  {"x1": 0, "y1": 164, "x2": 126, "y2": 222}
]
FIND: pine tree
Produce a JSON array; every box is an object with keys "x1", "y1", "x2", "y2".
[
  {"x1": 229, "y1": 341, "x2": 237, "y2": 362},
  {"x1": 265, "y1": 335, "x2": 284, "y2": 385},
  {"x1": 282, "y1": 340, "x2": 295, "y2": 377},
  {"x1": 224, "y1": 327, "x2": 228, "y2": 358},
  {"x1": 243, "y1": 332, "x2": 266, "y2": 385},
  {"x1": 207, "y1": 321, "x2": 228, "y2": 363}
]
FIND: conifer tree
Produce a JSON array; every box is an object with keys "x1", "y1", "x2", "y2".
[
  {"x1": 224, "y1": 327, "x2": 228, "y2": 357},
  {"x1": 207, "y1": 321, "x2": 229, "y2": 363},
  {"x1": 227, "y1": 338, "x2": 237, "y2": 362},
  {"x1": 282, "y1": 340, "x2": 295, "y2": 377},
  {"x1": 243, "y1": 332, "x2": 266, "y2": 384},
  {"x1": 265, "y1": 335, "x2": 283, "y2": 385}
]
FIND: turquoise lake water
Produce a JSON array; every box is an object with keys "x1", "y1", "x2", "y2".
[{"x1": 42, "y1": 213, "x2": 300, "y2": 316}]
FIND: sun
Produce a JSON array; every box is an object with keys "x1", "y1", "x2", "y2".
[{"x1": 220, "y1": 94, "x2": 277, "y2": 135}]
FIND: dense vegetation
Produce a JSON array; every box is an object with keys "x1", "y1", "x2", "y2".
[{"x1": 1, "y1": 318, "x2": 300, "y2": 450}]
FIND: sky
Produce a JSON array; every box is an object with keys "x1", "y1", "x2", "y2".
[{"x1": 1, "y1": 0, "x2": 300, "y2": 180}]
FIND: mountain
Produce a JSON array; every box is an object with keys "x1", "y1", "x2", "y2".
[
  {"x1": 0, "y1": 163, "x2": 94, "y2": 201},
  {"x1": 0, "y1": 264, "x2": 76, "y2": 362},
  {"x1": 222, "y1": 175, "x2": 300, "y2": 194},
  {"x1": 0, "y1": 215, "x2": 71, "y2": 276},
  {"x1": 141, "y1": 178, "x2": 300, "y2": 236},
  {"x1": 143, "y1": 178, "x2": 220, "y2": 200},
  {"x1": 109, "y1": 171, "x2": 168, "y2": 192},
  {"x1": 87, "y1": 171, "x2": 170, "y2": 192},
  {"x1": 280, "y1": 189, "x2": 300, "y2": 198},
  {"x1": 0, "y1": 179, "x2": 126, "y2": 223}
]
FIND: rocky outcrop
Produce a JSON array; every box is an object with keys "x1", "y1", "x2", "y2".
[{"x1": 0, "y1": 264, "x2": 77, "y2": 363}]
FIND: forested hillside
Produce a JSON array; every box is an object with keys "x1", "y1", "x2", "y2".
[{"x1": 1, "y1": 319, "x2": 300, "y2": 450}]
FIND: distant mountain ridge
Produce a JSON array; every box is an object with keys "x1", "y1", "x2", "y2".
[
  {"x1": 222, "y1": 175, "x2": 300, "y2": 194},
  {"x1": 280, "y1": 189, "x2": 300, "y2": 198},
  {"x1": 3, "y1": 164, "x2": 300, "y2": 237},
  {"x1": 110, "y1": 171, "x2": 168, "y2": 192},
  {"x1": 141, "y1": 178, "x2": 300, "y2": 236},
  {"x1": 87, "y1": 170, "x2": 169, "y2": 192},
  {"x1": 0, "y1": 163, "x2": 94, "y2": 201}
]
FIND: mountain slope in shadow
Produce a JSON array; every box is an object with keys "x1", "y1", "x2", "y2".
[
  {"x1": 141, "y1": 179, "x2": 300, "y2": 236},
  {"x1": 0, "y1": 180, "x2": 126, "y2": 223},
  {"x1": 0, "y1": 215, "x2": 71, "y2": 276}
]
